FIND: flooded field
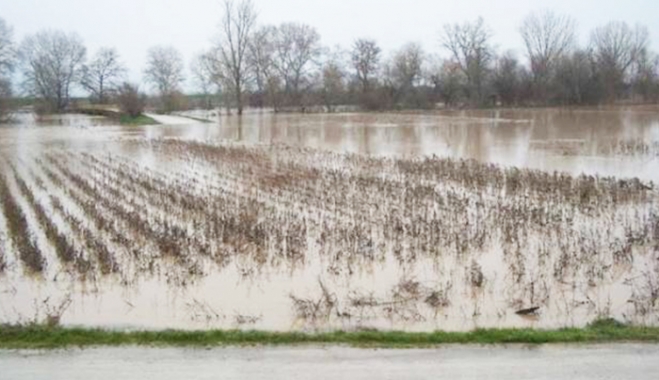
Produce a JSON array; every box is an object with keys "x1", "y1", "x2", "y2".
[
  {"x1": 0, "y1": 107, "x2": 658, "y2": 332},
  {"x1": 180, "y1": 107, "x2": 659, "y2": 181}
]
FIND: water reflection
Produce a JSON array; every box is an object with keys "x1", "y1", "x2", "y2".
[
  {"x1": 2, "y1": 108, "x2": 658, "y2": 181},
  {"x1": 177, "y1": 108, "x2": 659, "y2": 180}
]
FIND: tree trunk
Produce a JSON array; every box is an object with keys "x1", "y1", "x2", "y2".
[
  {"x1": 99, "y1": 79, "x2": 105, "y2": 104},
  {"x1": 237, "y1": 96, "x2": 243, "y2": 115},
  {"x1": 236, "y1": 79, "x2": 243, "y2": 116}
]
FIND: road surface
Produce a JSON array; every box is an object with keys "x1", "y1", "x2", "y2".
[{"x1": 1, "y1": 344, "x2": 658, "y2": 380}]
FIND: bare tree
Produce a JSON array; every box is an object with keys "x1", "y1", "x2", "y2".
[
  {"x1": 20, "y1": 30, "x2": 87, "y2": 113},
  {"x1": 0, "y1": 78, "x2": 11, "y2": 122},
  {"x1": 271, "y1": 22, "x2": 322, "y2": 108},
  {"x1": 386, "y1": 43, "x2": 425, "y2": 107},
  {"x1": 200, "y1": 48, "x2": 237, "y2": 114},
  {"x1": 321, "y1": 49, "x2": 346, "y2": 112},
  {"x1": 0, "y1": 18, "x2": 15, "y2": 121},
  {"x1": 144, "y1": 46, "x2": 184, "y2": 95},
  {"x1": 520, "y1": 11, "x2": 576, "y2": 102},
  {"x1": 630, "y1": 50, "x2": 659, "y2": 102},
  {"x1": 389, "y1": 43, "x2": 424, "y2": 90},
  {"x1": 591, "y1": 21, "x2": 649, "y2": 101},
  {"x1": 248, "y1": 25, "x2": 278, "y2": 109},
  {"x1": 116, "y1": 82, "x2": 146, "y2": 117},
  {"x1": 555, "y1": 49, "x2": 601, "y2": 105},
  {"x1": 144, "y1": 46, "x2": 185, "y2": 111},
  {"x1": 321, "y1": 63, "x2": 344, "y2": 112},
  {"x1": 430, "y1": 59, "x2": 464, "y2": 107},
  {"x1": 351, "y1": 39, "x2": 381, "y2": 93},
  {"x1": 191, "y1": 52, "x2": 219, "y2": 109},
  {"x1": 81, "y1": 48, "x2": 125, "y2": 104},
  {"x1": 214, "y1": 0, "x2": 257, "y2": 115},
  {"x1": 520, "y1": 11, "x2": 576, "y2": 79},
  {"x1": 492, "y1": 52, "x2": 522, "y2": 106},
  {"x1": 0, "y1": 18, "x2": 15, "y2": 77},
  {"x1": 441, "y1": 17, "x2": 494, "y2": 105}
]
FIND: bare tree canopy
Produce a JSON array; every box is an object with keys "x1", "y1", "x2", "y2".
[
  {"x1": 430, "y1": 59, "x2": 464, "y2": 107},
  {"x1": 389, "y1": 43, "x2": 424, "y2": 90},
  {"x1": 214, "y1": 0, "x2": 257, "y2": 115},
  {"x1": 0, "y1": 18, "x2": 15, "y2": 77},
  {"x1": 520, "y1": 11, "x2": 576, "y2": 80},
  {"x1": 351, "y1": 39, "x2": 381, "y2": 93},
  {"x1": 0, "y1": 18, "x2": 15, "y2": 121},
  {"x1": 247, "y1": 25, "x2": 291, "y2": 111},
  {"x1": 20, "y1": 30, "x2": 87, "y2": 113},
  {"x1": 591, "y1": 21, "x2": 649, "y2": 100},
  {"x1": 441, "y1": 17, "x2": 494, "y2": 105},
  {"x1": 116, "y1": 82, "x2": 146, "y2": 117},
  {"x1": 321, "y1": 48, "x2": 346, "y2": 112},
  {"x1": 190, "y1": 52, "x2": 215, "y2": 94},
  {"x1": 190, "y1": 52, "x2": 220, "y2": 109},
  {"x1": 0, "y1": 78, "x2": 11, "y2": 122},
  {"x1": 492, "y1": 52, "x2": 523, "y2": 106},
  {"x1": 381, "y1": 43, "x2": 427, "y2": 108},
  {"x1": 248, "y1": 25, "x2": 277, "y2": 101},
  {"x1": 591, "y1": 21, "x2": 649, "y2": 74},
  {"x1": 554, "y1": 49, "x2": 600, "y2": 105},
  {"x1": 631, "y1": 50, "x2": 659, "y2": 102},
  {"x1": 144, "y1": 46, "x2": 185, "y2": 96},
  {"x1": 3, "y1": 3, "x2": 659, "y2": 113},
  {"x1": 271, "y1": 22, "x2": 322, "y2": 107},
  {"x1": 81, "y1": 48, "x2": 126, "y2": 104}
]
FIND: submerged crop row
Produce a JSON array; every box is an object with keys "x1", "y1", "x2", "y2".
[
  {"x1": 0, "y1": 140, "x2": 658, "y2": 327},
  {"x1": 0, "y1": 161, "x2": 44, "y2": 273}
]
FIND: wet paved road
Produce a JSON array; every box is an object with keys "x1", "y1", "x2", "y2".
[{"x1": 1, "y1": 344, "x2": 658, "y2": 380}]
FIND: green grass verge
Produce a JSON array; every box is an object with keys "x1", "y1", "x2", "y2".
[
  {"x1": 1, "y1": 319, "x2": 658, "y2": 349},
  {"x1": 119, "y1": 114, "x2": 159, "y2": 126}
]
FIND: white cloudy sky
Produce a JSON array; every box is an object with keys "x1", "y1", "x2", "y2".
[{"x1": 2, "y1": 0, "x2": 658, "y2": 91}]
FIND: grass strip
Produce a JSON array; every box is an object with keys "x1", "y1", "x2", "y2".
[
  {"x1": 71, "y1": 108, "x2": 159, "y2": 126},
  {"x1": 1, "y1": 320, "x2": 658, "y2": 349}
]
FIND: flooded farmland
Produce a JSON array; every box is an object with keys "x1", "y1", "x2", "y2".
[{"x1": 0, "y1": 107, "x2": 658, "y2": 332}]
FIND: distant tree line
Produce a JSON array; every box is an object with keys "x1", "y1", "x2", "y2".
[
  {"x1": 0, "y1": 18, "x2": 15, "y2": 120},
  {"x1": 1, "y1": 3, "x2": 659, "y2": 118}
]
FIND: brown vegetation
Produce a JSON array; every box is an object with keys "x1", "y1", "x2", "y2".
[
  {"x1": 0, "y1": 139, "x2": 656, "y2": 326},
  {"x1": 0, "y1": 164, "x2": 44, "y2": 273}
]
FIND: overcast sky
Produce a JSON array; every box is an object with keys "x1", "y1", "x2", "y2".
[{"x1": 2, "y1": 0, "x2": 659, "y2": 92}]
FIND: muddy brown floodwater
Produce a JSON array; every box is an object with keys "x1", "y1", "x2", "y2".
[
  {"x1": 0, "y1": 107, "x2": 658, "y2": 332},
  {"x1": 178, "y1": 107, "x2": 659, "y2": 181}
]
